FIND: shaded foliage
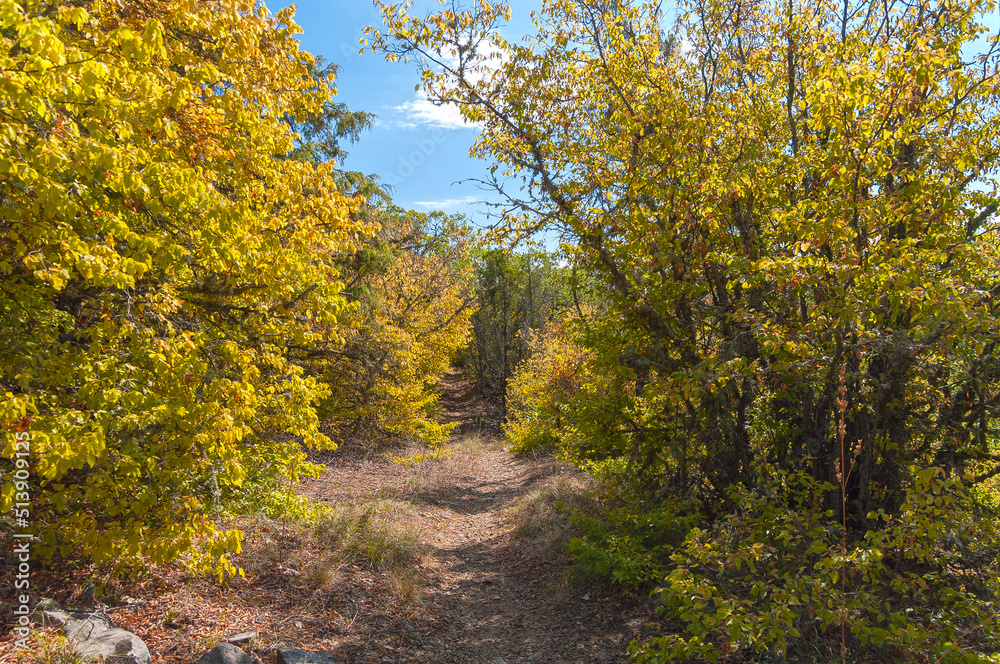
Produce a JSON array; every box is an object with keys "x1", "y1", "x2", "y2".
[{"x1": 464, "y1": 249, "x2": 571, "y2": 414}]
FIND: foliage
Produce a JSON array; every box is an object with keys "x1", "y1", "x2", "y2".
[
  {"x1": 567, "y1": 500, "x2": 698, "y2": 591},
  {"x1": 226, "y1": 462, "x2": 332, "y2": 524},
  {"x1": 465, "y1": 249, "x2": 571, "y2": 414},
  {"x1": 0, "y1": 0, "x2": 369, "y2": 576},
  {"x1": 634, "y1": 467, "x2": 1000, "y2": 663},
  {"x1": 370, "y1": 0, "x2": 1000, "y2": 514},
  {"x1": 308, "y1": 206, "x2": 475, "y2": 449},
  {"x1": 370, "y1": 0, "x2": 1000, "y2": 657},
  {"x1": 504, "y1": 317, "x2": 590, "y2": 456}
]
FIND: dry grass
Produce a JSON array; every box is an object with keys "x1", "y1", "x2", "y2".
[
  {"x1": 314, "y1": 498, "x2": 425, "y2": 571},
  {"x1": 504, "y1": 473, "x2": 596, "y2": 553},
  {"x1": 387, "y1": 566, "x2": 422, "y2": 605},
  {"x1": 450, "y1": 431, "x2": 504, "y2": 456},
  {"x1": 303, "y1": 553, "x2": 343, "y2": 587},
  {"x1": 377, "y1": 458, "x2": 449, "y2": 502},
  {"x1": 228, "y1": 495, "x2": 425, "y2": 606},
  {"x1": 12, "y1": 629, "x2": 92, "y2": 664},
  {"x1": 382, "y1": 442, "x2": 483, "y2": 500}
]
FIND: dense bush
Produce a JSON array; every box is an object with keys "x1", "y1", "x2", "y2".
[
  {"x1": 567, "y1": 502, "x2": 699, "y2": 591},
  {"x1": 504, "y1": 318, "x2": 590, "y2": 456},
  {"x1": 0, "y1": 0, "x2": 473, "y2": 577},
  {"x1": 633, "y1": 467, "x2": 1000, "y2": 662},
  {"x1": 0, "y1": 0, "x2": 370, "y2": 576},
  {"x1": 308, "y1": 207, "x2": 475, "y2": 449}
]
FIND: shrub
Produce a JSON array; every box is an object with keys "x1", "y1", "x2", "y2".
[
  {"x1": 0, "y1": 0, "x2": 367, "y2": 577},
  {"x1": 504, "y1": 321, "x2": 592, "y2": 457},
  {"x1": 567, "y1": 499, "x2": 699, "y2": 591},
  {"x1": 633, "y1": 467, "x2": 1000, "y2": 663}
]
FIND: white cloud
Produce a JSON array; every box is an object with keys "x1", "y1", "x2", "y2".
[
  {"x1": 412, "y1": 196, "x2": 481, "y2": 210},
  {"x1": 394, "y1": 95, "x2": 471, "y2": 130}
]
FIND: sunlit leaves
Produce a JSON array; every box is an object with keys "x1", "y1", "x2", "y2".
[
  {"x1": 0, "y1": 0, "x2": 366, "y2": 575},
  {"x1": 311, "y1": 207, "x2": 474, "y2": 449}
]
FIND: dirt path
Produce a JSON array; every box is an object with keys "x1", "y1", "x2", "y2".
[{"x1": 316, "y1": 370, "x2": 654, "y2": 664}]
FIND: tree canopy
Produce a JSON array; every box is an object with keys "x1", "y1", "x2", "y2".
[
  {"x1": 0, "y1": 0, "x2": 370, "y2": 575},
  {"x1": 371, "y1": 0, "x2": 1000, "y2": 521}
]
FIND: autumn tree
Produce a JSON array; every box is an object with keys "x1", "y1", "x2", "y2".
[
  {"x1": 305, "y1": 205, "x2": 475, "y2": 450},
  {"x1": 371, "y1": 0, "x2": 1000, "y2": 523},
  {"x1": 0, "y1": 0, "x2": 369, "y2": 575},
  {"x1": 282, "y1": 55, "x2": 388, "y2": 219}
]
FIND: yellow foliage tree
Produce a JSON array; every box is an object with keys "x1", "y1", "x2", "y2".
[
  {"x1": 312, "y1": 206, "x2": 474, "y2": 449},
  {"x1": 0, "y1": 0, "x2": 370, "y2": 575}
]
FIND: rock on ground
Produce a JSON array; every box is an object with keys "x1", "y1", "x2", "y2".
[
  {"x1": 193, "y1": 643, "x2": 256, "y2": 664},
  {"x1": 33, "y1": 601, "x2": 151, "y2": 664}
]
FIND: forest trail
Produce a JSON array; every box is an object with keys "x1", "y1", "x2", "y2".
[{"x1": 312, "y1": 369, "x2": 654, "y2": 663}]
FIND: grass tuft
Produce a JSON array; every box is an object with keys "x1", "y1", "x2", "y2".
[
  {"x1": 18, "y1": 630, "x2": 92, "y2": 664},
  {"x1": 388, "y1": 566, "x2": 422, "y2": 605},
  {"x1": 450, "y1": 431, "x2": 504, "y2": 456},
  {"x1": 504, "y1": 473, "x2": 595, "y2": 553},
  {"x1": 315, "y1": 498, "x2": 424, "y2": 570}
]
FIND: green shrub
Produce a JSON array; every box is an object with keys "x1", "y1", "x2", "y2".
[
  {"x1": 567, "y1": 500, "x2": 699, "y2": 591},
  {"x1": 632, "y1": 467, "x2": 1000, "y2": 663}
]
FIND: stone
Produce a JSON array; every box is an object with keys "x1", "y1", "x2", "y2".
[
  {"x1": 30, "y1": 598, "x2": 72, "y2": 629},
  {"x1": 64, "y1": 614, "x2": 116, "y2": 641},
  {"x1": 74, "y1": 628, "x2": 151, "y2": 664},
  {"x1": 194, "y1": 643, "x2": 254, "y2": 664},
  {"x1": 31, "y1": 609, "x2": 72, "y2": 629},
  {"x1": 35, "y1": 598, "x2": 62, "y2": 613},
  {"x1": 28, "y1": 599, "x2": 149, "y2": 664},
  {"x1": 225, "y1": 632, "x2": 256, "y2": 645},
  {"x1": 276, "y1": 649, "x2": 339, "y2": 664}
]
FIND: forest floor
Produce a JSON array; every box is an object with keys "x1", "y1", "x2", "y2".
[{"x1": 0, "y1": 370, "x2": 657, "y2": 664}]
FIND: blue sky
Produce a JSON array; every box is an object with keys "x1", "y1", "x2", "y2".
[{"x1": 276, "y1": 1, "x2": 542, "y2": 228}]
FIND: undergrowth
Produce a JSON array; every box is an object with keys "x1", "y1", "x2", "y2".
[
  {"x1": 504, "y1": 473, "x2": 594, "y2": 554},
  {"x1": 233, "y1": 495, "x2": 425, "y2": 603},
  {"x1": 314, "y1": 498, "x2": 425, "y2": 570},
  {"x1": 15, "y1": 630, "x2": 90, "y2": 664}
]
